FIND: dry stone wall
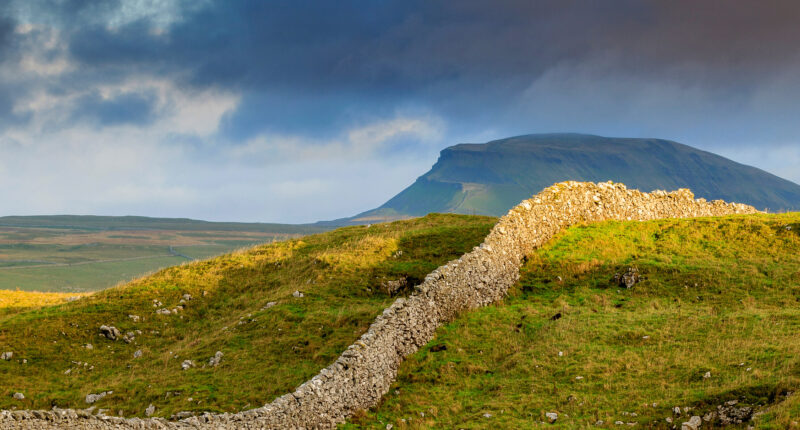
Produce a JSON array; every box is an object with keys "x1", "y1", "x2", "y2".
[{"x1": 0, "y1": 182, "x2": 759, "y2": 429}]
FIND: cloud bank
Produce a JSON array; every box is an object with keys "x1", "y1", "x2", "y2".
[{"x1": 1, "y1": 1, "x2": 799, "y2": 222}]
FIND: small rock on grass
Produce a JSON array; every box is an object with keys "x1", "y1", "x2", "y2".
[
  {"x1": 145, "y1": 404, "x2": 155, "y2": 417},
  {"x1": 682, "y1": 416, "x2": 702, "y2": 430},
  {"x1": 181, "y1": 360, "x2": 195, "y2": 370},
  {"x1": 546, "y1": 412, "x2": 558, "y2": 423},
  {"x1": 99, "y1": 325, "x2": 120, "y2": 341},
  {"x1": 12, "y1": 393, "x2": 24, "y2": 400},
  {"x1": 208, "y1": 351, "x2": 223, "y2": 367},
  {"x1": 85, "y1": 391, "x2": 112, "y2": 404},
  {"x1": 1, "y1": 351, "x2": 12, "y2": 360},
  {"x1": 293, "y1": 290, "x2": 304, "y2": 298}
]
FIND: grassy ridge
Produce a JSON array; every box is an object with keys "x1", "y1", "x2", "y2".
[
  {"x1": 0, "y1": 214, "x2": 495, "y2": 418},
  {"x1": 346, "y1": 213, "x2": 800, "y2": 429}
]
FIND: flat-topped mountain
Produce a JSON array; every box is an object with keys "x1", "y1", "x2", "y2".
[{"x1": 349, "y1": 133, "x2": 800, "y2": 222}]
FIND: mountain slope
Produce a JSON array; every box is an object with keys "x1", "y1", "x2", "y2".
[{"x1": 353, "y1": 133, "x2": 800, "y2": 221}]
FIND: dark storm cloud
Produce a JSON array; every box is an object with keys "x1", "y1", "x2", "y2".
[
  {"x1": 62, "y1": 1, "x2": 800, "y2": 85},
  {"x1": 48, "y1": 0, "x2": 800, "y2": 140}
]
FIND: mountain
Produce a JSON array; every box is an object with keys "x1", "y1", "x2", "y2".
[{"x1": 348, "y1": 133, "x2": 800, "y2": 222}]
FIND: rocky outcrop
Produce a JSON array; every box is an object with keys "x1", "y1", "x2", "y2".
[{"x1": 0, "y1": 182, "x2": 759, "y2": 429}]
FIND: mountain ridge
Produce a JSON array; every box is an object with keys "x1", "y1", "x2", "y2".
[{"x1": 345, "y1": 133, "x2": 800, "y2": 223}]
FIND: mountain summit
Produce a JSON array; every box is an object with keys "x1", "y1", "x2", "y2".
[{"x1": 351, "y1": 133, "x2": 800, "y2": 222}]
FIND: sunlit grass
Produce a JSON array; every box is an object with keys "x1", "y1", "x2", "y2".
[
  {"x1": 0, "y1": 213, "x2": 495, "y2": 418},
  {"x1": 346, "y1": 213, "x2": 800, "y2": 429},
  {"x1": 0, "y1": 290, "x2": 91, "y2": 310}
]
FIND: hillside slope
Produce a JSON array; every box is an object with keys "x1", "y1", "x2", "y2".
[
  {"x1": 347, "y1": 213, "x2": 800, "y2": 429},
  {"x1": 0, "y1": 214, "x2": 495, "y2": 418},
  {"x1": 351, "y1": 134, "x2": 800, "y2": 222}
]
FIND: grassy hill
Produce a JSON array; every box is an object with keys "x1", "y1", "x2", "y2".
[
  {"x1": 350, "y1": 134, "x2": 800, "y2": 222},
  {"x1": 1, "y1": 212, "x2": 799, "y2": 428},
  {"x1": 0, "y1": 214, "x2": 495, "y2": 418},
  {"x1": 346, "y1": 213, "x2": 800, "y2": 429}
]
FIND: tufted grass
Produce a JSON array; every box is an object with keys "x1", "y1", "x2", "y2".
[
  {"x1": 0, "y1": 290, "x2": 92, "y2": 311},
  {"x1": 0, "y1": 213, "x2": 495, "y2": 418},
  {"x1": 344, "y1": 213, "x2": 800, "y2": 429}
]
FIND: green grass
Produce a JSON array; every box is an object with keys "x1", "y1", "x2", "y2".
[
  {"x1": 0, "y1": 256, "x2": 188, "y2": 292},
  {"x1": 3, "y1": 212, "x2": 799, "y2": 427},
  {"x1": 0, "y1": 213, "x2": 495, "y2": 418},
  {"x1": 0, "y1": 226, "x2": 297, "y2": 292},
  {"x1": 345, "y1": 213, "x2": 800, "y2": 429}
]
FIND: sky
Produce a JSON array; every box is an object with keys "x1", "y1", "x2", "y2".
[{"x1": 1, "y1": 0, "x2": 799, "y2": 223}]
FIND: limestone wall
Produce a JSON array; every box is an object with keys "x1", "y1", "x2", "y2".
[{"x1": 0, "y1": 182, "x2": 759, "y2": 429}]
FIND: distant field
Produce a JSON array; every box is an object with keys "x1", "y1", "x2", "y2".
[{"x1": 0, "y1": 216, "x2": 324, "y2": 292}]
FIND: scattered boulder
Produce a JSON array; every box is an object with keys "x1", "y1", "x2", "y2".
[
  {"x1": 145, "y1": 404, "x2": 155, "y2": 417},
  {"x1": 1, "y1": 351, "x2": 12, "y2": 360},
  {"x1": 181, "y1": 360, "x2": 195, "y2": 370},
  {"x1": 12, "y1": 393, "x2": 24, "y2": 400},
  {"x1": 122, "y1": 331, "x2": 136, "y2": 344},
  {"x1": 717, "y1": 402, "x2": 753, "y2": 425},
  {"x1": 182, "y1": 294, "x2": 192, "y2": 301},
  {"x1": 292, "y1": 290, "x2": 304, "y2": 298},
  {"x1": 380, "y1": 277, "x2": 408, "y2": 295},
  {"x1": 261, "y1": 301, "x2": 277, "y2": 310},
  {"x1": 84, "y1": 344, "x2": 93, "y2": 350},
  {"x1": 133, "y1": 349, "x2": 142, "y2": 359},
  {"x1": 703, "y1": 371, "x2": 711, "y2": 379},
  {"x1": 546, "y1": 412, "x2": 558, "y2": 423},
  {"x1": 155, "y1": 308, "x2": 172, "y2": 315},
  {"x1": 208, "y1": 351, "x2": 224, "y2": 367},
  {"x1": 128, "y1": 315, "x2": 140, "y2": 322},
  {"x1": 85, "y1": 391, "x2": 111, "y2": 404},
  {"x1": 99, "y1": 325, "x2": 120, "y2": 341},
  {"x1": 682, "y1": 415, "x2": 702, "y2": 430},
  {"x1": 613, "y1": 267, "x2": 640, "y2": 289}
]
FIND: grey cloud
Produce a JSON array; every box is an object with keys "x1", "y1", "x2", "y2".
[
  {"x1": 69, "y1": 90, "x2": 158, "y2": 127},
  {"x1": 2, "y1": 1, "x2": 800, "y2": 221}
]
